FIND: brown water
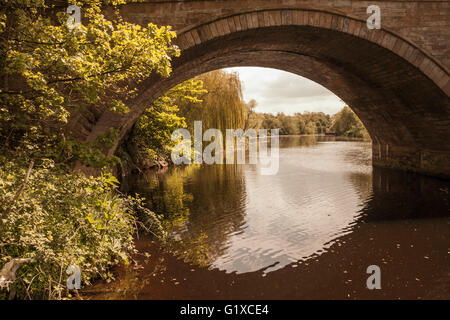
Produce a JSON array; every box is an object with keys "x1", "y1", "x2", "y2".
[{"x1": 86, "y1": 136, "x2": 450, "y2": 299}]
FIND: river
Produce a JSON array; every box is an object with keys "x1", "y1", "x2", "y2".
[{"x1": 86, "y1": 136, "x2": 450, "y2": 299}]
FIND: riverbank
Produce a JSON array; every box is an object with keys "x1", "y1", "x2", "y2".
[{"x1": 279, "y1": 133, "x2": 371, "y2": 141}]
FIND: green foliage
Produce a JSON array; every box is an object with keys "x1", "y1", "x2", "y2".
[
  {"x1": 248, "y1": 111, "x2": 331, "y2": 135},
  {"x1": 135, "y1": 164, "x2": 248, "y2": 268},
  {"x1": 0, "y1": 159, "x2": 163, "y2": 299},
  {"x1": 244, "y1": 106, "x2": 368, "y2": 138},
  {"x1": 57, "y1": 129, "x2": 120, "y2": 168},
  {"x1": 179, "y1": 70, "x2": 246, "y2": 132},
  {"x1": 143, "y1": 166, "x2": 196, "y2": 230},
  {"x1": 0, "y1": 0, "x2": 180, "y2": 300},
  {"x1": 128, "y1": 79, "x2": 206, "y2": 166},
  {"x1": 126, "y1": 70, "x2": 250, "y2": 167},
  {"x1": 331, "y1": 106, "x2": 369, "y2": 139},
  {"x1": 0, "y1": 0, "x2": 179, "y2": 166}
]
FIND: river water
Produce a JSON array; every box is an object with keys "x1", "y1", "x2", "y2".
[{"x1": 86, "y1": 136, "x2": 450, "y2": 299}]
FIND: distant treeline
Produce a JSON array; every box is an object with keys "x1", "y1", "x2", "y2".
[{"x1": 245, "y1": 105, "x2": 369, "y2": 139}]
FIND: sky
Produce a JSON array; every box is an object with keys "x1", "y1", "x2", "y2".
[{"x1": 223, "y1": 67, "x2": 346, "y2": 115}]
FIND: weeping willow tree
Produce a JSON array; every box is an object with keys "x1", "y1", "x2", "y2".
[
  {"x1": 179, "y1": 70, "x2": 247, "y2": 133},
  {"x1": 126, "y1": 69, "x2": 248, "y2": 168}
]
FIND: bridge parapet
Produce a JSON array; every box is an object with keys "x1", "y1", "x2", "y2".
[{"x1": 114, "y1": 0, "x2": 450, "y2": 70}]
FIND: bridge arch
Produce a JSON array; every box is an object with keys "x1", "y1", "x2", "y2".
[{"x1": 84, "y1": 9, "x2": 450, "y2": 178}]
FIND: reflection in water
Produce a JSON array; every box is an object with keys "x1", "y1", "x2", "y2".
[
  {"x1": 131, "y1": 164, "x2": 248, "y2": 268},
  {"x1": 86, "y1": 136, "x2": 450, "y2": 299},
  {"x1": 131, "y1": 136, "x2": 374, "y2": 273}
]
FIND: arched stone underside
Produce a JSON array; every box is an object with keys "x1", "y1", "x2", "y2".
[{"x1": 79, "y1": 9, "x2": 450, "y2": 178}]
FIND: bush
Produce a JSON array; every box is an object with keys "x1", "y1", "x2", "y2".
[{"x1": 0, "y1": 159, "x2": 162, "y2": 299}]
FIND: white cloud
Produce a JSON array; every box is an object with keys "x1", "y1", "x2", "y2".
[{"x1": 224, "y1": 67, "x2": 345, "y2": 115}]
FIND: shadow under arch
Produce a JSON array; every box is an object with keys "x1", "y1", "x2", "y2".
[{"x1": 83, "y1": 9, "x2": 450, "y2": 178}]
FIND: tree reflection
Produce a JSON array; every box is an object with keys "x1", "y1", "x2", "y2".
[
  {"x1": 278, "y1": 135, "x2": 318, "y2": 148},
  {"x1": 130, "y1": 164, "x2": 248, "y2": 267}
]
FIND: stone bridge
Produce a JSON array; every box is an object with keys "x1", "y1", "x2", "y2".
[{"x1": 69, "y1": 0, "x2": 450, "y2": 178}]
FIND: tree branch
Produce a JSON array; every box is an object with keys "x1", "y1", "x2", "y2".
[{"x1": 10, "y1": 160, "x2": 34, "y2": 206}]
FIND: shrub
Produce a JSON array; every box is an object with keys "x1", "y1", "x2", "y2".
[{"x1": 0, "y1": 159, "x2": 162, "y2": 299}]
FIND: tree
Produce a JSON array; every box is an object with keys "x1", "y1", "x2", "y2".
[
  {"x1": 0, "y1": 0, "x2": 178, "y2": 299},
  {"x1": 179, "y1": 70, "x2": 247, "y2": 133},
  {"x1": 294, "y1": 114, "x2": 306, "y2": 134},
  {"x1": 244, "y1": 99, "x2": 258, "y2": 129},
  {"x1": 277, "y1": 112, "x2": 298, "y2": 135},
  {"x1": 0, "y1": 0, "x2": 179, "y2": 167},
  {"x1": 127, "y1": 79, "x2": 207, "y2": 166},
  {"x1": 125, "y1": 69, "x2": 250, "y2": 168},
  {"x1": 331, "y1": 106, "x2": 369, "y2": 138}
]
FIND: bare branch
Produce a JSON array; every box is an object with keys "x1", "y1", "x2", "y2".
[{"x1": 11, "y1": 160, "x2": 34, "y2": 205}]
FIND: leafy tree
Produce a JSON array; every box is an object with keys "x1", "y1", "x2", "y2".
[
  {"x1": 249, "y1": 111, "x2": 332, "y2": 135},
  {"x1": 244, "y1": 99, "x2": 258, "y2": 129},
  {"x1": 0, "y1": 0, "x2": 179, "y2": 166},
  {"x1": 126, "y1": 79, "x2": 207, "y2": 167},
  {"x1": 0, "y1": 0, "x2": 178, "y2": 299},
  {"x1": 179, "y1": 70, "x2": 246, "y2": 133},
  {"x1": 261, "y1": 113, "x2": 282, "y2": 130},
  {"x1": 126, "y1": 70, "x2": 250, "y2": 169},
  {"x1": 277, "y1": 112, "x2": 298, "y2": 135},
  {"x1": 304, "y1": 121, "x2": 317, "y2": 134},
  {"x1": 331, "y1": 106, "x2": 369, "y2": 138},
  {"x1": 295, "y1": 114, "x2": 306, "y2": 134}
]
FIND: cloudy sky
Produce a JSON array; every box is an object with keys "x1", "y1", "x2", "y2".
[{"x1": 224, "y1": 67, "x2": 346, "y2": 115}]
